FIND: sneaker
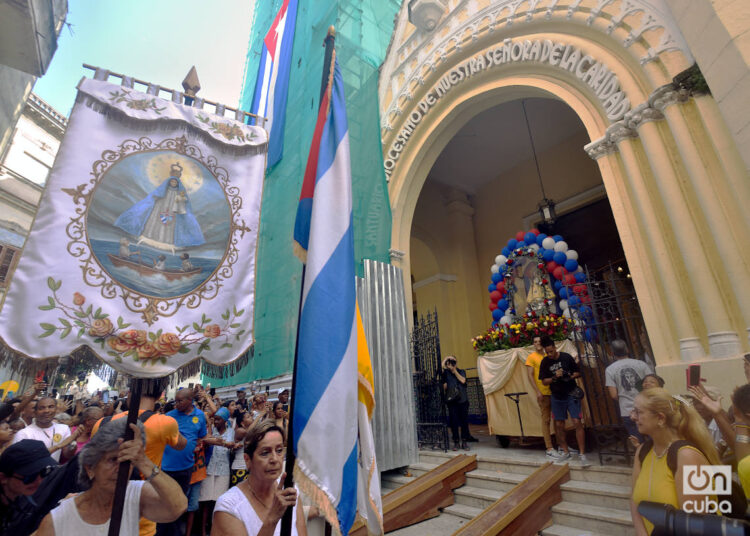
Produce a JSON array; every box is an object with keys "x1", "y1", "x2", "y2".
[
  {"x1": 545, "y1": 449, "x2": 560, "y2": 461},
  {"x1": 554, "y1": 451, "x2": 571, "y2": 464},
  {"x1": 559, "y1": 447, "x2": 579, "y2": 457},
  {"x1": 579, "y1": 454, "x2": 592, "y2": 467}
]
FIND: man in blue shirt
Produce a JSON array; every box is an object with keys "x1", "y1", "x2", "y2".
[{"x1": 156, "y1": 388, "x2": 206, "y2": 536}]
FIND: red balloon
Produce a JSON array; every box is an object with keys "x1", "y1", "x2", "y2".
[
  {"x1": 515, "y1": 230, "x2": 525, "y2": 242},
  {"x1": 531, "y1": 228, "x2": 540, "y2": 236},
  {"x1": 564, "y1": 273, "x2": 576, "y2": 286},
  {"x1": 553, "y1": 266, "x2": 565, "y2": 280},
  {"x1": 546, "y1": 261, "x2": 558, "y2": 273},
  {"x1": 573, "y1": 284, "x2": 586, "y2": 295},
  {"x1": 490, "y1": 290, "x2": 502, "y2": 302},
  {"x1": 581, "y1": 294, "x2": 591, "y2": 304},
  {"x1": 496, "y1": 281, "x2": 506, "y2": 293},
  {"x1": 489, "y1": 302, "x2": 498, "y2": 311}
]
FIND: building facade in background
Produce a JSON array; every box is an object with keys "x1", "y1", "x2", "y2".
[
  {"x1": 0, "y1": 0, "x2": 68, "y2": 157},
  {"x1": 217, "y1": 0, "x2": 749, "y2": 399}
]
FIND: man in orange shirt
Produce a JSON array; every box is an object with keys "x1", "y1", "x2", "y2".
[
  {"x1": 524, "y1": 335, "x2": 556, "y2": 460},
  {"x1": 92, "y1": 378, "x2": 186, "y2": 536}
]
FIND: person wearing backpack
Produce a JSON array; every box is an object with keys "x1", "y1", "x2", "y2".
[{"x1": 630, "y1": 387, "x2": 725, "y2": 535}]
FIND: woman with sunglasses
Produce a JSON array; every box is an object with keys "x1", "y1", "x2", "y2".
[
  {"x1": 35, "y1": 417, "x2": 187, "y2": 535},
  {"x1": 0, "y1": 439, "x2": 57, "y2": 533}
]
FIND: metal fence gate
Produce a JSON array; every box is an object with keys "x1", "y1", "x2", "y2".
[
  {"x1": 411, "y1": 310, "x2": 449, "y2": 451},
  {"x1": 566, "y1": 264, "x2": 653, "y2": 464}
]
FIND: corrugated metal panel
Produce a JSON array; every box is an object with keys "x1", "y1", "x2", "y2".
[{"x1": 357, "y1": 259, "x2": 418, "y2": 472}]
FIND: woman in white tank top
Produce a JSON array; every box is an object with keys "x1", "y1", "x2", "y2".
[
  {"x1": 35, "y1": 418, "x2": 187, "y2": 536},
  {"x1": 212, "y1": 420, "x2": 307, "y2": 536}
]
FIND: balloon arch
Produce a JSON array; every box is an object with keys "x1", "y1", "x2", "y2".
[{"x1": 488, "y1": 229, "x2": 592, "y2": 329}]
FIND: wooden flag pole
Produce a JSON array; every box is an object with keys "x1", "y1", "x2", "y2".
[
  {"x1": 107, "y1": 377, "x2": 143, "y2": 536},
  {"x1": 280, "y1": 25, "x2": 337, "y2": 536}
]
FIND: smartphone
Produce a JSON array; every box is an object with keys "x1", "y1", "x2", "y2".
[
  {"x1": 52, "y1": 388, "x2": 58, "y2": 398},
  {"x1": 266, "y1": 385, "x2": 269, "y2": 394},
  {"x1": 210, "y1": 387, "x2": 216, "y2": 397},
  {"x1": 35, "y1": 370, "x2": 45, "y2": 383},
  {"x1": 102, "y1": 391, "x2": 109, "y2": 403},
  {"x1": 188, "y1": 382, "x2": 194, "y2": 389},
  {"x1": 686, "y1": 364, "x2": 701, "y2": 388}
]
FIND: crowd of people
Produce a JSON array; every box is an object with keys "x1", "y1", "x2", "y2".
[
  {"x1": 523, "y1": 334, "x2": 750, "y2": 534},
  {"x1": 0, "y1": 379, "x2": 300, "y2": 536}
]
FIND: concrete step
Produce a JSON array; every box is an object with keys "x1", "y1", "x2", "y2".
[
  {"x1": 453, "y1": 485, "x2": 504, "y2": 510},
  {"x1": 441, "y1": 502, "x2": 484, "y2": 520},
  {"x1": 560, "y1": 478, "x2": 632, "y2": 511},
  {"x1": 550, "y1": 501, "x2": 634, "y2": 536},
  {"x1": 567, "y1": 462, "x2": 631, "y2": 487},
  {"x1": 407, "y1": 461, "x2": 438, "y2": 477},
  {"x1": 464, "y1": 468, "x2": 527, "y2": 492},
  {"x1": 541, "y1": 524, "x2": 610, "y2": 536}
]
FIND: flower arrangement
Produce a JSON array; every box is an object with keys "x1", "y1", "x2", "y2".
[{"x1": 471, "y1": 312, "x2": 574, "y2": 355}]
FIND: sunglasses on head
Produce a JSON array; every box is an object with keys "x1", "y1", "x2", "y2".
[{"x1": 13, "y1": 465, "x2": 54, "y2": 484}]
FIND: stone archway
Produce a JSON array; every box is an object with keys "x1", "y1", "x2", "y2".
[{"x1": 380, "y1": 0, "x2": 750, "y2": 389}]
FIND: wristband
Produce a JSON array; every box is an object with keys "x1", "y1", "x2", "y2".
[
  {"x1": 734, "y1": 424, "x2": 750, "y2": 429},
  {"x1": 736, "y1": 435, "x2": 750, "y2": 443}
]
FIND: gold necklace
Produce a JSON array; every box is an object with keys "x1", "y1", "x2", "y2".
[{"x1": 246, "y1": 482, "x2": 272, "y2": 511}]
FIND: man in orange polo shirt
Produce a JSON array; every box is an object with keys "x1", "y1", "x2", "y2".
[{"x1": 92, "y1": 379, "x2": 186, "y2": 536}]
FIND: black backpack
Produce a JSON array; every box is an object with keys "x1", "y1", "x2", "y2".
[{"x1": 638, "y1": 437, "x2": 747, "y2": 519}]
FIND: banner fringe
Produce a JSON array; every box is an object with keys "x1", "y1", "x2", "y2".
[
  {"x1": 77, "y1": 93, "x2": 268, "y2": 157},
  {"x1": 293, "y1": 464, "x2": 342, "y2": 536}
]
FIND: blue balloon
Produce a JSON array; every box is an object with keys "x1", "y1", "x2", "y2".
[
  {"x1": 564, "y1": 259, "x2": 579, "y2": 272},
  {"x1": 579, "y1": 305, "x2": 593, "y2": 321},
  {"x1": 554, "y1": 280, "x2": 563, "y2": 290},
  {"x1": 542, "y1": 249, "x2": 554, "y2": 262},
  {"x1": 497, "y1": 299, "x2": 508, "y2": 312},
  {"x1": 491, "y1": 272, "x2": 502, "y2": 283},
  {"x1": 501, "y1": 247, "x2": 511, "y2": 257},
  {"x1": 574, "y1": 272, "x2": 586, "y2": 283},
  {"x1": 492, "y1": 308, "x2": 502, "y2": 320},
  {"x1": 488, "y1": 283, "x2": 496, "y2": 292},
  {"x1": 516, "y1": 241, "x2": 526, "y2": 248},
  {"x1": 553, "y1": 251, "x2": 567, "y2": 265},
  {"x1": 536, "y1": 233, "x2": 547, "y2": 246},
  {"x1": 585, "y1": 328, "x2": 598, "y2": 342},
  {"x1": 568, "y1": 296, "x2": 581, "y2": 308},
  {"x1": 507, "y1": 238, "x2": 518, "y2": 249},
  {"x1": 492, "y1": 320, "x2": 499, "y2": 327},
  {"x1": 553, "y1": 235, "x2": 563, "y2": 242},
  {"x1": 524, "y1": 232, "x2": 536, "y2": 245},
  {"x1": 559, "y1": 288, "x2": 568, "y2": 299}
]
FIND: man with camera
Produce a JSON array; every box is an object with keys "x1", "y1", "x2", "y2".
[
  {"x1": 442, "y1": 356, "x2": 474, "y2": 450},
  {"x1": 538, "y1": 336, "x2": 590, "y2": 466}
]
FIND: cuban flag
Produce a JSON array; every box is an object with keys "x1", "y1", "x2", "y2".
[
  {"x1": 291, "y1": 57, "x2": 359, "y2": 534},
  {"x1": 249, "y1": 0, "x2": 298, "y2": 168}
]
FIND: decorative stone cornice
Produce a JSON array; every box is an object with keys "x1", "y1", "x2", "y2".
[
  {"x1": 389, "y1": 248, "x2": 406, "y2": 261},
  {"x1": 649, "y1": 83, "x2": 689, "y2": 112},
  {"x1": 623, "y1": 101, "x2": 664, "y2": 130},
  {"x1": 584, "y1": 137, "x2": 617, "y2": 160}
]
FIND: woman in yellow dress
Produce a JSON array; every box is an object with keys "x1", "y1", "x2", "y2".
[{"x1": 630, "y1": 387, "x2": 720, "y2": 535}]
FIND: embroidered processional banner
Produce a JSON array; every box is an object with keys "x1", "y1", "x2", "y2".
[{"x1": 0, "y1": 78, "x2": 267, "y2": 377}]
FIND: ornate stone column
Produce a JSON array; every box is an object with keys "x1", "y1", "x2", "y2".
[
  {"x1": 651, "y1": 86, "x2": 750, "y2": 349},
  {"x1": 633, "y1": 106, "x2": 740, "y2": 358},
  {"x1": 585, "y1": 137, "x2": 679, "y2": 363},
  {"x1": 609, "y1": 109, "x2": 706, "y2": 360}
]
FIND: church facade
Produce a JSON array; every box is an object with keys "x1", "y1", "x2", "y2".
[{"x1": 231, "y1": 0, "x2": 749, "y2": 395}]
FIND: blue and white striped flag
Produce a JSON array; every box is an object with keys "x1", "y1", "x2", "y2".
[{"x1": 292, "y1": 57, "x2": 358, "y2": 534}]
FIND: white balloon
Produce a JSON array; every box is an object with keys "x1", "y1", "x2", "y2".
[
  {"x1": 566, "y1": 249, "x2": 578, "y2": 261},
  {"x1": 542, "y1": 237, "x2": 555, "y2": 250},
  {"x1": 491, "y1": 264, "x2": 500, "y2": 274},
  {"x1": 553, "y1": 241, "x2": 568, "y2": 252},
  {"x1": 528, "y1": 243, "x2": 540, "y2": 252},
  {"x1": 576, "y1": 266, "x2": 583, "y2": 273},
  {"x1": 505, "y1": 308, "x2": 512, "y2": 317},
  {"x1": 562, "y1": 308, "x2": 571, "y2": 318},
  {"x1": 559, "y1": 299, "x2": 568, "y2": 310},
  {"x1": 500, "y1": 316, "x2": 511, "y2": 325},
  {"x1": 495, "y1": 254, "x2": 507, "y2": 265}
]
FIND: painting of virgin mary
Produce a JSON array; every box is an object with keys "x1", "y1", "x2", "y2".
[{"x1": 114, "y1": 162, "x2": 205, "y2": 252}]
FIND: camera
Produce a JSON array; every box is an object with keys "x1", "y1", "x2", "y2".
[
  {"x1": 446, "y1": 358, "x2": 456, "y2": 366},
  {"x1": 638, "y1": 501, "x2": 750, "y2": 535}
]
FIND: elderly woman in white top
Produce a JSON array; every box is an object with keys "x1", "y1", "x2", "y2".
[{"x1": 35, "y1": 418, "x2": 186, "y2": 536}]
